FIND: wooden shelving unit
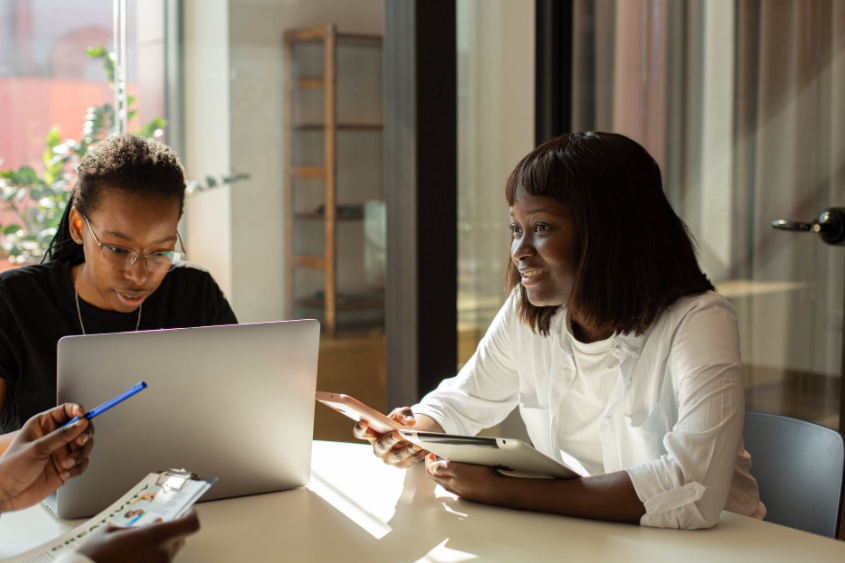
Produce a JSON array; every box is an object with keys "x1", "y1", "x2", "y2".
[{"x1": 283, "y1": 25, "x2": 383, "y2": 336}]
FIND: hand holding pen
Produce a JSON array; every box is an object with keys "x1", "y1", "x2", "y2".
[
  {"x1": 63, "y1": 381, "x2": 148, "y2": 427},
  {"x1": 0, "y1": 403, "x2": 95, "y2": 513}
]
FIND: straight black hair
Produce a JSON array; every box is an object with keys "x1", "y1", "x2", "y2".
[
  {"x1": 504, "y1": 131, "x2": 714, "y2": 337},
  {"x1": 44, "y1": 134, "x2": 186, "y2": 264}
]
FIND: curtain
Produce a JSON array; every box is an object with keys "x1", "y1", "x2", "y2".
[{"x1": 571, "y1": 0, "x2": 845, "y2": 426}]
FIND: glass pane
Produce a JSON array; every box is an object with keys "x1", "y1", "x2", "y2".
[
  {"x1": 0, "y1": 0, "x2": 147, "y2": 268},
  {"x1": 174, "y1": 0, "x2": 385, "y2": 442},
  {"x1": 572, "y1": 0, "x2": 844, "y2": 429},
  {"x1": 457, "y1": 0, "x2": 535, "y2": 439}
]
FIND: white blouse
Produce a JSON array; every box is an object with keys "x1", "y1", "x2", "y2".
[
  {"x1": 555, "y1": 309, "x2": 619, "y2": 477},
  {"x1": 413, "y1": 291, "x2": 767, "y2": 529}
]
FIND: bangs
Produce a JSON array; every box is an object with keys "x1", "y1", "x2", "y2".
[
  {"x1": 504, "y1": 132, "x2": 714, "y2": 338},
  {"x1": 505, "y1": 143, "x2": 574, "y2": 207}
]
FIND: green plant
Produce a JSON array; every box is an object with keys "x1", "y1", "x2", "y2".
[
  {"x1": 0, "y1": 127, "x2": 72, "y2": 261},
  {"x1": 0, "y1": 46, "x2": 246, "y2": 263}
]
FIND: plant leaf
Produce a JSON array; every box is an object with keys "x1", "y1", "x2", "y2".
[
  {"x1": 20, "y1": 166, "x2": 38, "y2": 185},
  {"x1": 45, "y1": 127, "x2": 61, "y2": 150}
]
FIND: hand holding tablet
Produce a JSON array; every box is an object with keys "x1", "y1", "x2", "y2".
[
  {"x1": 400, "y1": 430, "x2": 579, "y2": 479},
  {"x1": 317, "y1": 392, "x2": 578, "y2": 479}
]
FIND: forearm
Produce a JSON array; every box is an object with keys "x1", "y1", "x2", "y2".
[
  {"x1": 411, "y1": 414, "x2": 444, "y2": 434},
  {"x1": 493, "y1": 470, "x2": 646, "y2": 524}
]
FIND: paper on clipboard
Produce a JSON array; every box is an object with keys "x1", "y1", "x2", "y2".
[{"x1": 5, "y1": 470, "x2": 215, "y2": 563}]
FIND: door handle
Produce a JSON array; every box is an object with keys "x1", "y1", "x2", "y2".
[{"x1": 772, "y1": 207, "x2": 845, "y2": 246}]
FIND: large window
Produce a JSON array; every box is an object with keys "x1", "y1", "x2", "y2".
[
  {"x1": 0, "y1": 0, "x2": 387, "y2": 443},
  {"x1": 178, "y1": 0, "x2": 385, "y2": 442},
  {"x1": 456, "y1": 0, "x2": 534, "y2": 439},
  {"x1": 572, "y1": 0, "x2": 844, "y2": 429},
  {"x1": 0, "y1": 0, "x2": 164, "y2": 270}
]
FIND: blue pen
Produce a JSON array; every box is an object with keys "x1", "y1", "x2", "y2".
[{"x1": 63, "y1": 381, "x2": 148, "y2": 427}]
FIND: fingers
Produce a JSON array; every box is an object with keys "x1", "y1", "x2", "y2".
[
  {"x1": 375, "y1": 432, "x2": 424, "y2": 467},
  {"x1": 393, "y1": 446, "x2": 427, "y2": 469},
  {"x1": 359, "y1": 419, "x2": 422, "y2": 467},
  {"x1": 384, "y1": 440, "x2": 420, "y2": 465},
  {"x1": 68, "y1": 421, "x2": 95, "y2": 452},
  {"x1": 171, "y1": 537, "x2": 187, "y2": 555},
  {"x1": 352, "y1": 420, "x2": 381, "y2": 442},
  {"x1": 389, "y1": 407, "x2": 416, "y2": 428},
  {"x1": 61, "y1": 431, "x2": 95, "y2": 475},
  {"x1": 33, "y1": 417, "x2": 89, "y2": 457},
  {"x1": 63, "y1": 458, "x2": 90, "y2": 481},
  {"x1": 158, "y1": 511, "x2": 199, "y2": 558},
  {"x1": 427, "y1": 458, "x2": 453, "y2": 478},
  {"x1": 372, "y1": 430, "x2": 402, "y2": 457},
  {"x1": 425, "y1": 457, "x2": 456, "y2": 490},
  {"x1": 424, "y1": 452, "x2": 436, "y2": 472},
  {"x1": 45, "y1": 403, "x2": 86, "y2": 428},
  {"x1": 144, "y1": 509, "x2": 201, "y2": 544}
]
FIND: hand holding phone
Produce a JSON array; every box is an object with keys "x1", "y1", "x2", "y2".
[
  {"x1": 317, "y1": 393, "x2": 435, "y2": 469},
  {"x1": 315, "y1": 392, "x2": 407, "y2": 434}
]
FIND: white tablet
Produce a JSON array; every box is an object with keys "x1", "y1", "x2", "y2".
[{"x1": 399, "y1": 430, "x2": 580, "y2": 479}]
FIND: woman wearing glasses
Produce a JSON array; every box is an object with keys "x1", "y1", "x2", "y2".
[{"x1": 0, "y1": 134, "x2": 237, "y2": 443}]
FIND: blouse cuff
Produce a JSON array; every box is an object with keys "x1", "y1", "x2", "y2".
[
  {"x1": 410, "y1": 404, "x2": 457, "y2": 435},
  {"x1": 626, "y1": 460, "x2": 708, "y2": 529}
]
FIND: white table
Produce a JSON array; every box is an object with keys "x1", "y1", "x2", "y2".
[{"x1": 2, "y1": 441, "x2": 844, "y2": 562}]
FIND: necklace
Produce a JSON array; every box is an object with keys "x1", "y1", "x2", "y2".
[{"x1": 75, "y1": 263, "x2": 142, "y2": 335}]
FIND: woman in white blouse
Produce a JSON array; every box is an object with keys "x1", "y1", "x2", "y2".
[{"x1": 355, "y1": 131, "x2": 766, "y2": 530}]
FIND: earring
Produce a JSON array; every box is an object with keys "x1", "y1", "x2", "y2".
[{"x1": 77, "y1": 239, "x2": 83, "y2": 243}]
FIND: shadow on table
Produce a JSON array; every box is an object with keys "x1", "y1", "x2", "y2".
[
  {"x1": 304, "y1": 465, "x2": 817, "y2": 563},
  {"x1": 297, "y1": 464, "x2": 656, "y2": 562},
  {"x1": 192, "y1": 463, "x2": 824, "y2": 563}
]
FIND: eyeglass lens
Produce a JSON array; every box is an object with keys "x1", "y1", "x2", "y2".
[{"x1": 100, "y1": 246, "x2": 182, "y2": 273}]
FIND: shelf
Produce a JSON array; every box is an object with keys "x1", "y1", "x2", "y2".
[
  {"x1": 297, "y1": 296, "x2": 384, "y2": 312},
  {"x1": 293, "y1": 123, "x2": 383, "y2": 131},
  {"x1": 337, "y1": 32, "x2": 382, "y2": 43},
  {"x1": 290, "y1": 166, "x2": 325, "y2": 180},
  {"x1": 284, "y1": 26, "x2": 382, "y2": 44},
  {"x1": 293, "y1": 254, "x2": 325, "y2": 270},
  {"x1": 285, "y1": 24, "x2": 383, "y2": 337},
  {"x1": 714, "y1": 279, "x2": 806, "y2": 299},
  {"x1": 296, "y1": 212, "x2": 364, "y2": 221},
  {"x1": 284, "y1": 26, "x2": 327, "y2": 43},
  {"x1": 292, "y1": 77, "x2": 325, "y2": 90}
]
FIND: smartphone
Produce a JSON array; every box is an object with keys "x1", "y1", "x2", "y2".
[{"x1": 315, "y1": 392, "x2": 406, "y2": 434}]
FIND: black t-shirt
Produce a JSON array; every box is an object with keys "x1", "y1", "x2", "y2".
[{"x1": 0, "y1": 261, "x2": 237, "y2": 433}]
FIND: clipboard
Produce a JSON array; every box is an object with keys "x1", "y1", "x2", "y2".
[{"x1": 9, "y1": 469, "x2": 217, "y2": 562}]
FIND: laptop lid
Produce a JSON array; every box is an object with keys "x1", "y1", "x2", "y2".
[{"x1": 52, "y1": 319, "x2": 319, "y2": 519}]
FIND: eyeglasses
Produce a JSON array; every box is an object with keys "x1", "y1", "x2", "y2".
[{"x1": 83, "y1": 215, "x2": 186, "y2": 273}]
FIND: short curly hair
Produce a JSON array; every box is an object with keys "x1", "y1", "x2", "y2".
[{"x1": 44, "y1": 135, "x2": 187, "y2": 264}]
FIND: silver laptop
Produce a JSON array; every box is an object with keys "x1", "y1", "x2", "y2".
[{"x1": 45, "y1": 319, "x2": 320, "y2": 519}]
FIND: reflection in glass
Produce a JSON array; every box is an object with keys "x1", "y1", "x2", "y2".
[{"x1": 572, "y1": 0, "x2": 844, "y2": 428}]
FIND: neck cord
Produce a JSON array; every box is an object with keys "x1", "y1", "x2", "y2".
[{"x1": 75, "y1": 263, "x2": 142, "y2": 335}]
